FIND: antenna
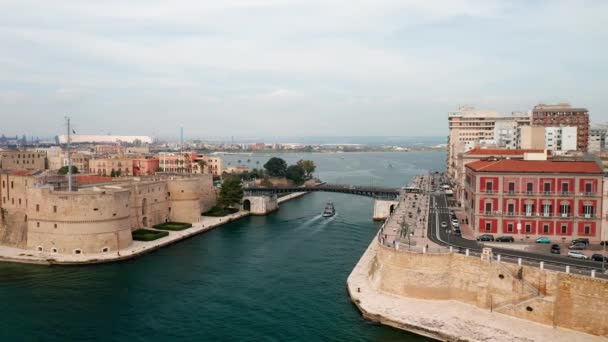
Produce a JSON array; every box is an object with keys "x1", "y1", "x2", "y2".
[{"x1": 65, "y1": 116, "x2": 73, "y2": 192}]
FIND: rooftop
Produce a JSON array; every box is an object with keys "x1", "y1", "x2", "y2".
[
  {"x1": 465, "y1": 148, "x2": 546, "y2": 156},
  {"x1": 465, "y1": 159, "x2": 602, "y2": 174}
]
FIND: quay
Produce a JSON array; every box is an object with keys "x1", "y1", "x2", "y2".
[
  {"x1": 347, "y1": 174, "x2": 608, "y2": 341},
  {"x1": 0, "y1": 192, "x2": 307, "y2": 266}
]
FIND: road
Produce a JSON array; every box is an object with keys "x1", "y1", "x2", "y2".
[{"x1": 427, "y1": 192, "x2": 608, "y2": 279}]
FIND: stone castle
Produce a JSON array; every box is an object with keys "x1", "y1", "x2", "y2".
[{"x1": 0, "y1": 171, "x2": 216, "y2": 255}]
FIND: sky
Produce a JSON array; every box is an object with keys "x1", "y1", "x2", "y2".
[{"x1": 1, "y1": 0, "x2": 607, "y2": 140}]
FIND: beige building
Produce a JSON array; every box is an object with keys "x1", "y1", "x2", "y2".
[
  {"x1": 194, "y1": 154, "x2": 224, "y2": 176},
  {"x1": 0, "y1": 150, "x2": 46, "y2": 171},
  {"x1": 89, "y1": 157, "x2": 135, "y2": 176},
  {"x1": 447, "y1": 106, "x2": 530, "y2": 181},
  {"x1": 518, "y1": 126, "x2": 545, "y2": 149},
  {"x1": 48, "y1": 152, "x2": 91, "y2": 172},
  {"x1": 0, "y1": 171, "x2": 216, "y2": 255}
]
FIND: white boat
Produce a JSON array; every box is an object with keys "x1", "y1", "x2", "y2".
[{"x1": 322, "y1": 201, "x2": 335, "y2": 217}]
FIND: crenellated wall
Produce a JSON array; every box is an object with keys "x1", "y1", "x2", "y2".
[
  {"x1": 370, "y1": 245, "x2": 608, "y2": 337},
  {"x1": 26, "y1": 186, "x2": 132, "y2": 255}
]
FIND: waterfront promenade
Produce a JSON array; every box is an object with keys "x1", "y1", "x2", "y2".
[{"x1": 0, "y1": 192, "x2": 307, "y2": 265}]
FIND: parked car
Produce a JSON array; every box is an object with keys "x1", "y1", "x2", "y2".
[
  {"x1": 453, "y1": 229, "x2": 462, "y2": 237},
  {"x1": 591, "y1": 254, "x2": 608, "y2": 262},
  {"x1": 495, "y1": 236, "x2": 514, "y2": 242},
  {"x1": 440, "y1": 222, "x2": 448, "y2": 228},
  {"x1": 536, "y1": 237, "x2": 551, "y2": 244},
  {"x1": 568, "y1": 243, "x2": 587, "y2": 250},
  {"x1": 572, "y1": 238, "x2": 590, "y2": 245},
  {"x1": 550, "y1": 244, "x2": 561, "y2": 254},
  {"x1": 476, "y1": 234, "x2": 494, "y2": 242},
  {"x1": 600, "y1": 241, "x2": 608, "y2": 246},
  {"x1": 567, "y1": 251, "x2": 589, "y2": 260},
  {"x1": 452, "y1": 222, "x2": 460, "y2": 228},
  {"x1": 449, "y1": 210, "x2": 455, "y2": 216}
]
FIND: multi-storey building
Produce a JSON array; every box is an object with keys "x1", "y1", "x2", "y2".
[
  {"x1": 454, "y1": 148, "x2": 547, "y2": 206},
  {"x1": 194, "y1": 155, "x2": 224, "y2": 176},
  {"x1": 133, "y1": 157, "x2": 159, "y2": 176},
  {"x1": 464, "y1": 159, "x2": 604, "y2": 243},
  {"x1": 0, "y1": 150, "x2": 46, "y2": 171},
  {"x1": 447, "y1": 106, "x2": 530, "y2": 182},
  {"x1": 157, "y1": 152, "x2": 197, "y2": 173},
  {"x1": 589, "y1": 128, "x2": 606, "y2": 152},
  {"x1": 517, "y1": 126, "x2": 546, "y2": 149},
  {"x1": 545, "y1": 126, "x2": 577, "y2": 152},
  {"x1": 532, "y1": 103, "x2": 589, "y2": 152},
  {"x1": 89, "y1": 157, "x2": 135, "y2": 176}
]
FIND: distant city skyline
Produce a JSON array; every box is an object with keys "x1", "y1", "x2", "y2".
[{"x1": 1, "y1": 1, "x2": 607, "y2": 137}]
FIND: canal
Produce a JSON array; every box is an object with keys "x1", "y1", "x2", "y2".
[{"x1": 0, "y1": 152, "x2": 444, "y2": 341}]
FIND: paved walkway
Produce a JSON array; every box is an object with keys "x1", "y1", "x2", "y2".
[{"x1": 347, "y1": 239, "x2": 605, "y2": 342}]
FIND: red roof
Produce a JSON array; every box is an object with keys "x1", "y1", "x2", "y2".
[
  {"x1": 465, "y1": 148, "x2": 547, "y2": 156},
  {"x1": 75, "y1": 175, "x2": 112, "y2": 184},
  {"x1": 466, "y1": 160, "x2": 603, "y2": 174}
]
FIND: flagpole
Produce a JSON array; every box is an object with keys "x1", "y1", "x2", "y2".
[{"x1": 66, "y1": 116, "x2": 72, "y2": 192}]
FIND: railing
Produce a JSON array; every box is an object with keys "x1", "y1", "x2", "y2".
[
  {"x1": 476, "y1": 211, "x2": 598, "y2": 219},
  {"x1": 474, "y1": 190, "x2": 598, "y2": 197}
]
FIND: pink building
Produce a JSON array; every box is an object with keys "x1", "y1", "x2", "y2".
[{"x1": 133, "y1": 158, "x2": 159, "y2": 176}]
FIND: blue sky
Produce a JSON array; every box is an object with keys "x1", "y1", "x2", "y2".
[{"x1": 0, "y1": 0, "x2": 607, "y2": 139}]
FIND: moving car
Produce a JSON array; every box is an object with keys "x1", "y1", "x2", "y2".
[
  {"x1": 476, "y1": 234, "x2": 494, "y2": 242},
  {"x1": 591, "y1": 254, "x2": 608, "y2": 262},
  {"x1": 495, "y1": 236, "x2": 514, "y2": 242},
  {"x1": 453, "y1": 229, "x2": 462, "y2": 237},
  {"x1": 550, "y1": 244, "x2": 561, "y2": 254},
  {"x1": 440, "y1": 222, "x2": 448, "y2": 228},
  {"x1": 568, "y1": 243, "x2": 587, "y2": 250},
  {"x1": 567, "y1": 251, "x2": 589, "y2": 260},
  {"x1": 536, "y1": 237, "x2": 551, "y2": 244},
  {"x1": 452, "y1": 222, "x2": 460, "y2": 228}
]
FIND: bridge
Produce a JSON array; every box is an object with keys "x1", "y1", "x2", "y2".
[{"x1": 244, "y1": 184, "x2": 400, "y2": 199}]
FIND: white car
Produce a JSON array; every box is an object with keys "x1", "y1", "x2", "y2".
[
  {"x1": 452, "y1": 222, "x2": 460, "y2": 228},
  {"x1": 440, "y1": 222, "x2": 448, "y2": 228},
  {"x1": 567, "y1": 251, "x2": 589, "y2": 260}
]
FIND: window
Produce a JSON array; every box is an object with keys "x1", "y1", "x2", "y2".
[
  {"x1": 36, "y1": 204, "x2": 39, "y2": 212},
  {"x1": 525, "y1": 203, "x2": 534, "y2": 217},
  {"x1": 37, "y1": 222, "x2": 40, "y2": 227},
  {"x1": 486, "y1": 181, "x2": 493, "y2": 193},
  {"x1": 485, "y1": 202, "x2": 492, "y2": 214},
  {"x1": 585, "y1": 182, "x2": 593, "y2": 195},
  {"x1": 1, "y1": 180, "x2": 4, "y2": 188},
  {"x1": 526, "y1": 182, "x2": 533, "y2": 194},
  {"x1": 562, "y1": 182, "x2": 569, "y2": 195},
  {"x1": 525, "y1": 224, "x2": 532, "y2": 233},
  {"x1": 507, "y1": 203, "x2": 515, "y2": 215},
  {"x1": 485, "y1": 222, "x2": 492, "y2": 231},
  {"x1": 54, "y1": 224, "x2": 57, "y2": 228},
  {"x1": 583, "y1": 205, "x2": 594, "y2": 218},
  {"x1": 584, "y1": 225, "x2": 591, "y2": 235},
  {"x1": 544, "y1": 182, "x2": 551, "y2": 194},
  {"x1": 508, "y1": 182, "x2": 515, "y2": 193},
  {"x1": 561, "y1": 224, "x2": 567, "y2": 234},
  {"x1": 37, "y1": 246, "x2": 43, "y2": 252},
  {"x1": 507, "y1": 223, "x2": 514, "y2": 232},
  {"x1": 74, "y1": 249, "x2": 82, "y2": 254},
  {"x1": 53, "y1": 205, "x2": 57, "y2": 213},
  {"x1": 543, "y1": 224, "x2": 549, "y2": 234},
  {"x1": 10, "y1": 181, "x2": 14, "y2": 189},
  {"x1": 51, "y1": 248, "x2": 57, "y2": 253},
  {"x1": 560, "y1": 203, "x2": 570, "y2": 217},
  {"x1": 18, "y1": 198, "x2": 21, "y2": 205},
  {"x1": 543, "y1": 204, "x2": 552, "y2": 217},
  {"x1": 102, "y1": 247, "x2": 109, "y2": 253}
]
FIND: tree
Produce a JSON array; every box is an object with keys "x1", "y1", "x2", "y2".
[
  {"x1": 218, "y1": 177, "x2": 244, "y2": 208},
  {"x1": 303, "y1": 145, "x2": 313, "y2": 153},
  {"x1": 297, "y1": 159, "x2": 316, "y2": 178},
  {"x1": 58, "y1": 165, "x2": 79, "y2": 175},
  {"x1": 197, "y1": 160, "x2": 207, "y2": 173},
  {"x1": 285, "y1": 165, "x2": 305, "y2": 185},
  {"x1": 264, "y1": 157, "x2": 287, "y2": 177}
]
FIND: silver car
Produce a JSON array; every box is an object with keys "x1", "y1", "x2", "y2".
[{"x1": 567, "y1": 251, "x2": 589, "y2": 260}]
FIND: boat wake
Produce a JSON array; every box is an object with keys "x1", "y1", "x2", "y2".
[
  {"x1": 293, "y1": 214, "x2": 323, "y2": 231},
  {"x1": 309, "y1": 213, "x2": 337, "y2": 234}
]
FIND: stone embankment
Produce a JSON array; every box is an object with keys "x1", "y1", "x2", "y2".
[
  {"x1": 347, "y1": 175, "x2": 608, "y2": 341},
  {"x1": 0, "y1": 191, "x2": 308, "y2": 266}
]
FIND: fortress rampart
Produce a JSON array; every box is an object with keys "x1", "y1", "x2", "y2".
[{"x1": 368, "y1": 243, "x2": 608, "y2": 337}]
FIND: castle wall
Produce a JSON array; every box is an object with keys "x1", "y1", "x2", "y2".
[
  {"x1": 0, "y1": 174, "x2": 34, "y2": 247},
  {"x1": 167, "y1": 175, "x2": 216, "y2": 223},
  {"x1": 371, "y1": 245, "x2": 608, "y2": 337},
  {"x1": 122, "y1": 180, "x2": 169, "y2": 228},
  {"x1": 26, "y1": 187, "x2": 132, "y2": 254}
]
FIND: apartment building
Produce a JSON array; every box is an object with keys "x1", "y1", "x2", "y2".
[
  {"x1": 545, "y1": 127, "x2": 578, "y2": 152},
  {"x1": 0, "y1": 150, "x2": 46, "y2": 171},
  {"x1": 447, "y1": 106, "x2": 530, "y2": 181},
  {"x1": 532, "y1": 103, "x2": 589, "y2": 152},
  {"x1": 589, "y1": 128, "x2": 606, "y2": 153}
]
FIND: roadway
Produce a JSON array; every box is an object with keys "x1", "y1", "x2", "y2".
[{"x1": 427, "y1": 192, "x2": 608, "y2": 279}]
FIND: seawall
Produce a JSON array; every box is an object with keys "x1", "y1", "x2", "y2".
[{"x1": 347, "y1": 239, "x2": 608, "y2": 341}]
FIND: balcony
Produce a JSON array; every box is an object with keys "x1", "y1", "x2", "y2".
[
  {"x1": 559, "y1": 191, "x2": 571, "y2": 196},
  {"x1": 580, "y1": 192, "x2": 599, "y2": 197}
]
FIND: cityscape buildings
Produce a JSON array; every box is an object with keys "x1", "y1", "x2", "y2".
[{"x1": 532, "y1": 104, "x2": 590, "y2": 152}]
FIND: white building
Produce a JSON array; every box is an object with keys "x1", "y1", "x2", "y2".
[
  {"x1": 56, "y1": 135, "x2": 153, "y2": 145},
  {"x1": 545, "y1": 126, "x2": 577, "y2": 152},
  {"x1": 589, "y1": 128, "x2": 606, "y2": 152}
]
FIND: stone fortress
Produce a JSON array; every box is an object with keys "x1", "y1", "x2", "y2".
[{"x1": 0, "y1": 170, "x2": 216, "y2": 255}]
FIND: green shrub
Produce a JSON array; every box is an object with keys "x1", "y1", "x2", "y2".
[
  {"x1": 132, "y1": 229, "x2": 169, "y2": 241},
  {"x1": 203, "y1": 206, "x2": 239, "y2": 217},
  {"x1": 152, "y1": 222, "x2": 193, "y2": 231}
]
